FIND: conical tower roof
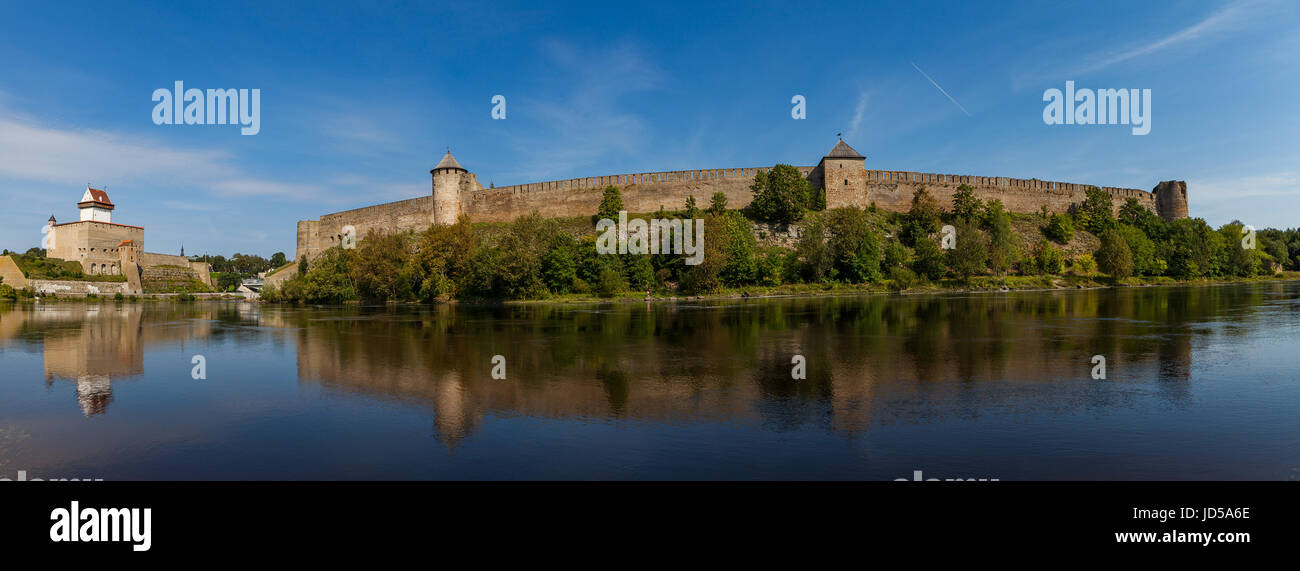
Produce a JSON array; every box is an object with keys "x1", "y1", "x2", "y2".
[
  {"x1": 823, "y1": 139, "x2": 865, "y2": 160},
  {"x1": 433, "y1": 150, "x2": 465, "y2": 172}
]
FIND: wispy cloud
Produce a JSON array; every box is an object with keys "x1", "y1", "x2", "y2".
[
  {"x1": 910, "y1": 62, "x2": 971, "y2": 116},
  {"x1": 1196, "y1": 171, "x2": 1300, "y2": 200},
  {"x1": 1074, "y1": 0, "x2": 1257, "y2": 75},
  {"x1": 0, "y1": 113, "x2": 230, "y2": 186},
  {"x1": 494, "y1": 40, "x2": 664, "y2": 182},
  {"x1": 847, "y1": 90, "x2": 872, "y2": 140},
  {"x1": 0, "y1": 105, "x2": 405, "y2": 204}
]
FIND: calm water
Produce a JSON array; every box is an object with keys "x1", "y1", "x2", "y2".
[{"x1": 1, "y1": 283, "x2": 1298, "y2": 480}]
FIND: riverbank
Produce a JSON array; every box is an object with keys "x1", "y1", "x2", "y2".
[
  {"x1": 508, "y1": 272, "x2": 1300, "y2": 305},
  {"x1": 5, "y1": 273, "x2": 1296, "y2": 306}
]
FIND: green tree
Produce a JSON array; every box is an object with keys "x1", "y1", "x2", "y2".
[
  {"x1": 826, "y1": 207, "x2": 882, "y2": 283},
  {"x1": 754, "y1": 246, "x2": 785, "y2": 286},
  {"x1": 1043, "y1": 213, "x2": 1074, "y2": 244},
  {"x1": 951, "y1": 184, "x2": 983, "y2": 222},
  {"x1": 1162, "y1": 218, "x2": 1225, "y2": 279},
  {"x1": 902, "y1": 187, "x2": 941, "y2": 246},
  {"x1": 1077, "y1": 186, "x2": 1116, "y2": 234},
  {"x1": 717, "y1": 211, "x2": 758, "y2": 286},
  {"x1": 911, "y1": 236, "x2": 946, "y2": 281},
  {"x1": 595, "y1": 185, "x2": 623, "y2": 224},
  {"x1": 269, "y1": 252, "x2": 287, "y2": 268},
  {"x1": 350, "y1": 230, "x2": 415, "y2": 301},
  {"x1": 1032, "y1": 239, "x2": 1064, "y2": 275},
  {"x1": 984, "y1": 199, "x2": 1016, "y2": 276},
  {"x1": 413, "y1": 214, "x2": 477, "y2": 301},
  {"x1": 1218, "y1": 221, "x2": 1261, "y2": 277},
  {"x1": 948, "y1": 220, "x2": 989, "y2": 281},
  {"x1": 541, "y1": 233, "x2": 579, "y2": 294},
  {"x1": 748, "y1": 164, "x2": 812, "y2": 224},
  {"x1": 1119, "y1": 198, "x2": 1164, "y2": 239},
  {"x1": 1095, "y1": 228, "x2": 1134, "y2": 279},
  {"x1": 707, "y1": 192, "x2": 728, "y2": 215},
  {"x1": 684, "y1": 195, "x2": 700, "y2": 220},
  {"x1": 794, "y1": 215, "x2": 831, "y2": 282},
  {"x1": 1117, "y1": 224, "x2": 1158, "y2": 276},
  {"x1": 882, "y1": 239, "x2": 908, "y2": 272},
  {"x1": 680, "y1": 213, "x2": 731, "y2": 293}
]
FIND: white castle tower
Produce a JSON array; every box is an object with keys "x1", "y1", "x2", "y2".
[{"x1": 77, "y1": 186, "x2": 114, "y2": 222}]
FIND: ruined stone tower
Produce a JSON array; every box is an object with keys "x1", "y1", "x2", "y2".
[
  {"x1": 1153, "y1": 180, "x2": 1189, "y2": 221},
  {"x1": 431, "y1": 150, "x2": 478, "y2": 225}
]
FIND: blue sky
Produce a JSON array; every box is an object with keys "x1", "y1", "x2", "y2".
[{"x1": 1, "y1": 0, "x2": 1297, "y2": 257}]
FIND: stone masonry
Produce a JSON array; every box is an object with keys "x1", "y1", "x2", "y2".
[{"x1": 293, "y1": 140, "x2": 1190, "y2": 262}]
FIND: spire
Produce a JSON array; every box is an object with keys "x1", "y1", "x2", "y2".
[
  {"x1": 823, "y1": 139, "x2": 865, "y2": 160},
  {"x1": 433, "y1": 150, "x2": 465, "y2": 172},
  {"x1": 48, "y1": 214, "x2": 56, "y2": 224}
]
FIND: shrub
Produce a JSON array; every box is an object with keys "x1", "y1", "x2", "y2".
[
  {"x1": 889, "y1": 266, "x2": 917, "y2": 291},
  {"x1": 755, "y1": 247, "x2": 785, "y2": 286},
  {"x1": 596, "y1": 265, "x2": 625, "y2": 297},
  {"x1": 1073, "y1": 253, "x2": 1097, "y2": 274},
  {"x1": 1043, "y1": 214, "x2": 1074, "y2": 244},
  {"x1": 1033, "y1": 240, "x2": 1065, "y2": 274}
]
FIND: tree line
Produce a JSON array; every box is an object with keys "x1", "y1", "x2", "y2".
[{"x1": 261, "y1": 164, "x2": 1299, "y2": 303}]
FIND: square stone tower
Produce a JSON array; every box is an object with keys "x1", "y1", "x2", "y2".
[{"x1": 812, "y1": 139, "x2": 866, "y2": 208}]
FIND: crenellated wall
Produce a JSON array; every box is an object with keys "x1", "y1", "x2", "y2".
[
  {"x1": 850, "y1": 170, "x2": 1156, "y2": 216},
  {"x1": 294, "y1": 155, "x2": 1172, "y2": 263}
]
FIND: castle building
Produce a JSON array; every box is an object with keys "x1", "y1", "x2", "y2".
[
  {"x1": 286, "y1": 140, "x2": 1190, "y2": 271},
  {"x1": 39, "y1": 187, "x2": 214, "y2": 292},
  {"x1": 47, "y1": 187, "x2": 143, "y2": 277}
]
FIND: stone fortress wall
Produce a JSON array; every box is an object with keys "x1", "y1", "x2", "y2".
[{"x1": 292, "y1": 141, "x2": 1188, "y2": 264}]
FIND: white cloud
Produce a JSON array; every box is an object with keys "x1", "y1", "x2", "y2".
[
  {"x1": 493, "y1": 40, "x2": 664, "y2": 182},
  {"x1": 0, "y1": 106, "x2": 414, "y2": 204},
  {"x1": 0, "y1": 113, "x2": 230, "y2": 186},
  {"x1": 1074, "y1": 0, "x2": 1259, "y2": 75},
  {"x1": 847, "y1": 90, "x2": 872, "y2": 140}
]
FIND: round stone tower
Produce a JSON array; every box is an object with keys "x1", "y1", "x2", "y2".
[
  {"x1": 1153, "y1": 180, "x2": 1189, "y2": 221},
  {"x1": 431, "y1": 150, "x2": 467, "y2": 225}
]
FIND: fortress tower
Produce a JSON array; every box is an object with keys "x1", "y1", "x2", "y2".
[
  {"x1": 287, "y1": 138, "x2": 1188, "y2": 270},
  {"x1": 1153, "y1": 180, "x2": 1189, "y2": 221},
  {"x1": 811, "y1": 139, "x2": 867, "y2": 207},
  {"x1": 431, "y1": 150, "x2": 480, "y2": 225}
]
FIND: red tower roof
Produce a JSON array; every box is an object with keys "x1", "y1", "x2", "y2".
[{"x1": 77, "y1": 187, "x2": 115, "y2": 210}]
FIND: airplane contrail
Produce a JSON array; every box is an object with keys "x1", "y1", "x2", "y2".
[{"x1": 910, "y1": 61, "x2": 971, "y2": 116}]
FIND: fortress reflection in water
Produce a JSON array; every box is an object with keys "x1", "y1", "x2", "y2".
[{"x1": 4, "y1": 284, "x2": 1267, "y2": 445}]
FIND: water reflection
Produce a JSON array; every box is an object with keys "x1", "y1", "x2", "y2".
[
  {"x1": 0, "y1": 282, "x2": 1295, "y2": 479},
  {"x1": 0, "y1": 303, "x2": 254, "y2": 415},
  {"x1": 282, "y1": 285, "x2": 1268, "y2": 446}
]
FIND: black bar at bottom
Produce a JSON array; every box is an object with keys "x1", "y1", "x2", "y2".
[{"x1": 1, "y1": 482, "x2": 1290, "y2": 559}]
